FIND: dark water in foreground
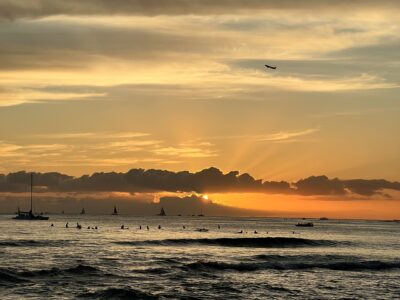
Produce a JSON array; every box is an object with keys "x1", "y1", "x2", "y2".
[{"x1": 0, "y1": 215, "x2": 399, "y2": 299}]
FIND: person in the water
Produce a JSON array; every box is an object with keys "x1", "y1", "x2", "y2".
[
  {"x1": 65, "y1": 222, "x2": 69, "y2": 228},
  {"x1": 121, "y1": 224, "x2": 124, "y2": 229},
  {"x1": 158, "y1": 225, "x2": 161, "y2": 229}
]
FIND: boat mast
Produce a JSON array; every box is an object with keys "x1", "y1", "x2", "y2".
[{"x1": 30, "y1": 173, "x2": 33, "y2": 212}]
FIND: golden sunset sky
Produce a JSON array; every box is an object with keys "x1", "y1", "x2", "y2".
[{"x1": 0, "y1": 1, "x2": 399, "y2": 218}]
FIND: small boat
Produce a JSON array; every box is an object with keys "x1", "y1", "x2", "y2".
[
  {"x1": 198, "y1": 209, "x2": 205, "y2": 217},
  {"x1": 80, "y1": 208, "x2": 86, "y2": 215},
  {"x1": 13, "y1": 173, "x2": 49, "y2": 221},
  {"x1": 158, "y1": 207, "x2": 166, "y2": 216},
  {"x1": 195, "y1": 228, "x2": 209, "y2": 232},
  {"x1": 112, "y1": 205, "x2": 118, "y2": 215},
  {"x1": 319, "y1": 217, "x2": 329, "y2": 220},
  {"x1": 295, "y1": 222, "x2": 314, "y2": 227}
]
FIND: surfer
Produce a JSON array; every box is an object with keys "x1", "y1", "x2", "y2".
[{"x1": 65, "y1": 222, "x2": 69, "y2": 228}]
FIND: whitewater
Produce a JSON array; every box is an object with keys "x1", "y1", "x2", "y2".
[{"x1": 0, "y1": 215, "x2": 399, "y2": 299}]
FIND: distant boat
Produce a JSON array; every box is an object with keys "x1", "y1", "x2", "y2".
[
  {"x1": 158, "y1": 207, "x2": 166, "y2": 216},
  {"x1": 295, "y1": 222, "x2": 314, "y2": 227},
  {"x1": 198, "y1": 209, "x2": 205, "y2": 217},
  {"x1": 195, "y1": 228, "x2": 209, "y2": 232},
  {"x1": 112, "y1": 205, "x2": 118, "y2": 215},
  {"x1": 80, "y1": 208, "x2": 86, "y2": 215},
  {"x1": 13, "y1": 173, "x2": 49, "y2": 221},
  {"x1": 319, "y1": 217, "x2": 329, "y2": 220}
]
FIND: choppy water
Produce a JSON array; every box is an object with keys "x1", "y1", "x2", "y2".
[{"x1": 0, "y1": 215, "x2": 399, "y2": 299}]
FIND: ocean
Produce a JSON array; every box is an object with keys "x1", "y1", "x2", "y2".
[{"x1": 0, "y1": 215, "x2": 399, "y2": 299}]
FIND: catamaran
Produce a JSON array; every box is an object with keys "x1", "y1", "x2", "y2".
[{"x1": 13, "y1": 173, "x2": 49, "y2": 220}]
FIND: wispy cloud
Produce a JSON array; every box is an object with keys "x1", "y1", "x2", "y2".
[
  {"x1": 0, "y1": 88, "x2": 104, "y2": 107},
  {"x1": 255, "y1": 129, "x2": 319, "y2": 142},
  {"x1": 153, "y1": 146, "x2": 218, "y2": 158},
  {"x1": 33, "y1": 132, "x2": 151, "y2": 140}
]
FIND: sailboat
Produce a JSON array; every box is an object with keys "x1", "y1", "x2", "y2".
[
  {"x1": 13, "y1": 173, "x2": 49, "y2": 220},
  {"x1": 80, "y1": 208, "x2": 86, "y2": 215},
  {"x1": 112, "y1": 205, "x2": 118, "y2": 215},
  {"x1": 158, "y1": 207, "x2": 166, "y2": 216}
]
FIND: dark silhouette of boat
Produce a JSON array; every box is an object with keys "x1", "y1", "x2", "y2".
[
  {"x1": 80, "y1": 208, "x2": 86, "y2": 215},
  {"x1": 198, "y1": 208, "x2": 205, "y2": 217},
  {"x1": 295, "y1": 222, "x2": 314, "y2": 227},
  {"x1": 158, "y1": 207, "x2": 166, "y2": 216},
  {"x1": 112, "y1": 205, "x2": 118, "y2": 215},
  {"x1": 13, "y1": 173, "x2": 49, "y2": 220},
  {"x1": 319, "y1": 217, "x2": 329, "y2": 220}
]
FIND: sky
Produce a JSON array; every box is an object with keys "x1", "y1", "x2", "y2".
[{"x1": 0, "y1": 1, "x2": 399, "y2": 219}]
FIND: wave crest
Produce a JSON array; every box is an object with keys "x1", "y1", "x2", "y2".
[
  {"x1": 0, "y1": 239, "x2": 71, "y2": 247},
  {"x1": 184, "y1": 258, "x2": 400, "y2": 272},
  {"x1": 78, "y1": 287, "x2": 159, "y2": 299},
  {"x1": 115, "y1": 237, "x2": 335, "y2": 248}
]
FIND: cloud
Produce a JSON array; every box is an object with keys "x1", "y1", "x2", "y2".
[
  {"x1": 0, "y1": 87, "x2": 104, "y2": 107},
  {"x1": 152, "y1": 146, "x2": 218, "y2": 158},
  {"x1": 0, "y1": 133, "x2": 218, "y2": 169},
  {"x1": 1, "y1": 0, "x2": 400, "y2": 20},
  {"x1": 295, "y1": 175, "x2": 346, "y2": 196},
  {"x1": 33, "y1": 132, "x2": 151, "y2": 140},
  {"x1": 343, "y1": 179, "x2": 400, "y2": 196},
  {"x1": 1, "y1": 168, "x2": 399, "y2": 198},
  {"x1": 255, "y1": 129, "x2": 318, "y2": 142}
]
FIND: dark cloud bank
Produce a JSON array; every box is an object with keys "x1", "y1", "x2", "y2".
[
  {"x1": 1, "y1": 167, "x2": 399, "y2": 197},
  {"x1": 1, "y1": 0, "x2": 399, "y2": 20}
]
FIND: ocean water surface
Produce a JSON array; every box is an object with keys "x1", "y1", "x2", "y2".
[{"x1": 0, "y1": 215, "x2": 399, "y2": 299}]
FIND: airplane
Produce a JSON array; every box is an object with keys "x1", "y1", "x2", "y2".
[{"x1": 265, "y1": 64, "x2": 277, "y2": 70}]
